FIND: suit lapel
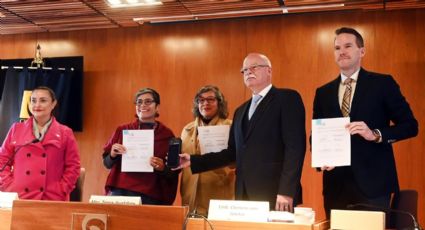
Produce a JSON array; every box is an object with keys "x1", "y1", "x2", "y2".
[
  {"x1": 244, "y1": 87, "x2": 276, "y2": 141},
  {"x1": 235, "y1": 100, "x2": 250, "y2": 141},
  {"x1": 40, "y1": 118, "x2": 62, "y2": 149},
  {"x1": 19, "y1": 118, "x2": 37, "y2": 145},
  {"x1": 329, "y1": 77, "x2": 343, "y2": 117},
  {"x1": 349, "y1": 68, "x2": 369, "y2": 118}
]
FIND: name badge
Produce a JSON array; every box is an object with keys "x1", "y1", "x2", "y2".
[
  {"x1": 208, "y1": 200, "x2": 269, "y2": 222},
  {"x1": 89, "y1": 195, "x2": 141, "y2": 205}
]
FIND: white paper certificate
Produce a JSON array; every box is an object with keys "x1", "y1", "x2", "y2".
[
  {"x1": 198, "y1": 125, "x2": 230, "y2": 154},
  {"x1": 122, "y1": 129, "x2": 154, "y2": 172},
  {"x1": 312, "y1": 117, "x2": 351, "y2": 168}
]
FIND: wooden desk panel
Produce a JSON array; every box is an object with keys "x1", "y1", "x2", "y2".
[
  {"x1": 11, "y1": 200, "x2": 188, "y2": 230},
  {"x1": 186, "y1": 218, "x2": 330, "y2": 230},
  {"x1": 5, "y1": 201, "x2": 330, "y2": 230},
  {"x1": 0, "y1": 209, "x2": 12, "y2": 230}
]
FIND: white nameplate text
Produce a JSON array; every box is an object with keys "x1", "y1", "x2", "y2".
[
  {"x1": 89, "y1": 195, "x2": 141, "y2": 205},
  {"x1": 208, "y1": 200, "x2": 269, "y2": 222}
]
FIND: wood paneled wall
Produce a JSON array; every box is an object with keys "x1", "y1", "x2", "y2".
[{"x1": 1, "y1": 9, "x2": 424, "y2": 224}]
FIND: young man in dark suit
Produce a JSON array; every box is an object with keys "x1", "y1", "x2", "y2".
[
  {"x1": 176, "y1": 53, "x2": 306, "y2": 212},
  {"x1": 313, "y1": 27, "x2": 418, "y2": 217}
]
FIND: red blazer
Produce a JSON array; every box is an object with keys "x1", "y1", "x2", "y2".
[
  {"x1": 103, "y1": 120, "x2": 179, "y2": 205},
  {"x1": 0, "y1": 117, "x2": 81, "y2": 201}
]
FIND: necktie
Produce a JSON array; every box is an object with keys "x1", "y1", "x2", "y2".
[
  {"x1": 248, "y1": 94, "x2": 262, "y2": 120},
  {"x1": 341, "y1": 78, "x2": 353, "y2": 117}
]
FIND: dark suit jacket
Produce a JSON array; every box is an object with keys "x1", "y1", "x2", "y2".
[
  {"x1": 313, "y1": 68, "x2": 418, "y2": 198},
  {"x1": 191, "y1": 86, "x2": 306, "y2": 208}
]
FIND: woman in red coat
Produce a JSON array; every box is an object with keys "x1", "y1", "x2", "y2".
[
  {"x1": 0, "y1": 86, "x2": 80, "y2": 201},
  {"x1": 102, "y1": 88, "x2": 179, "y2": 205}
]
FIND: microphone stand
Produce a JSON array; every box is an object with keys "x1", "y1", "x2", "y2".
[
  {"x1": 0, "y1": 138, "x2": 39, "y2": 172},
  {"x1": 347, "y1": 203, "x2": 422, "y2": 230}
]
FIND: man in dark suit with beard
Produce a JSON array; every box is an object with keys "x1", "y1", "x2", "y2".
[
  {"x1": 313, "y1": 27, "x2": 418, "y2": 217},
  {"x1": 176, "y1": 53, "x2": 306, "y2": 212}
]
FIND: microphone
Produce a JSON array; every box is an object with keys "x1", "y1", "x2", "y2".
[
  {"x1": 347, "y1": 203, "x2": 422, "y2": 230},
  {"x1": 0, "y1": 138, "x2": 39, "y2": 172},
  {"x1": 188, "y1": 175, "x2": 200, "y2": 218}
]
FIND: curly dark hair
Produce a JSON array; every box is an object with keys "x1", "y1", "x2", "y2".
[{"x1": 192, "y1": 85, "x2": 228, "y2": 119}]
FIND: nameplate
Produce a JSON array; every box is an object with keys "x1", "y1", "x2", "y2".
[
  {"x1": 89, "y1": 195, "x2": 141, "y2": 205},
  {"x1": 208, "y1": 200, "x2": 269, "y2": 222},
  {"x1": 0, "y1": 192, "x2": 19, "y2": 208},
  {"x1": 294, "y1": 207, "x2": 315, "y2": 224}
]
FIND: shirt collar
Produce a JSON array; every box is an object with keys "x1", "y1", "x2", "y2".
[
  {"x1": 253, "y1": 84, "x2": 272, "y2": 98},
  {"x1": 33, "y1": 117, "x2": 53, "y2": 141},
  {"x1": 340, "y1": 69, "x2": 360, "y2": 83}
]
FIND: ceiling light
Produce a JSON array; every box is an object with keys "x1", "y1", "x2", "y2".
[
  {"x1": 134, "y1": 3, "x2": 344, "y2": 24},
  {"x1": 283, "y1": 3, "x2": 344, "y2": 13},
  {"x1": 0, "y1": 12, "x2": 6, "y2": 18},
  {"x1": 106, "y1": 0, "x2": 162, "y2": 8},
  {"x1": 134, "y1": 15, "x2": 195, "y2": 24}
]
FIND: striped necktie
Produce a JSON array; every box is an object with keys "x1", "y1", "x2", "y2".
[{"x1": 341, "y1": 78, "x2": 353, "y2": 117}]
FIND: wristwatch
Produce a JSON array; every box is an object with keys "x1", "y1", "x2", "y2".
[{"x1": 372, "y1": 129, "x2": 382, "y2": 143}]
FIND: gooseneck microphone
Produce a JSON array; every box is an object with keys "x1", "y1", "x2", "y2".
[
  {"x1": 0, "y1": 138, "x2": 40, "y2": 172},
  {"x1": 347, "y1": 203, "x2": 422, "y2": 230}
]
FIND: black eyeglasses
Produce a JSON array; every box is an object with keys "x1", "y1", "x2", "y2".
[
  {"x1": 240, "y1": 64, "x2": 270, "y2": 75},
  {"x1": 197, "y1": 97, "x2": 217, "y2": 104},
  {"x1": 135, "y1": 99, "x2": 155, "y2": 106}
]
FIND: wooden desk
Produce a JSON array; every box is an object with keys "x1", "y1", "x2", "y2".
[
  {"x1": 186, "y1": 218, "x2": 330, "y2": 230},
  {"x1": 0, "y1": 209, "x2": 12, "y2": 230},
  {"x1": 10, "y1": 200, "x2": 188, "y2": 230},
  {"x1": 2, "y1": 201, "x2": 330, "y2": 230}
]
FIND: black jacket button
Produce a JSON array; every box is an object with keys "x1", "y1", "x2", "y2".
[{"x1": 26, "y1": 170, "x2": 30, "y2": 175}]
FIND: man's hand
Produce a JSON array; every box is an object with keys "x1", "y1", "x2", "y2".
[
  {"x1": 275, "y1": 195, "x2": 293, "y2": 212},
  {"x1": 346, "y1": 121, "x2": 376, "y2": 141},
  {"x1": 171, "y1": 153, "x2": 191, "y2": 170}
]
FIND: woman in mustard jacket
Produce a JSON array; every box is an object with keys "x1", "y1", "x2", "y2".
[
  {"x1": 180, "y1": 85, "x2": 235, "y2": 216},
  {"x1": 0, "y1": 86, "x2": 80, "y2": 200}
]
